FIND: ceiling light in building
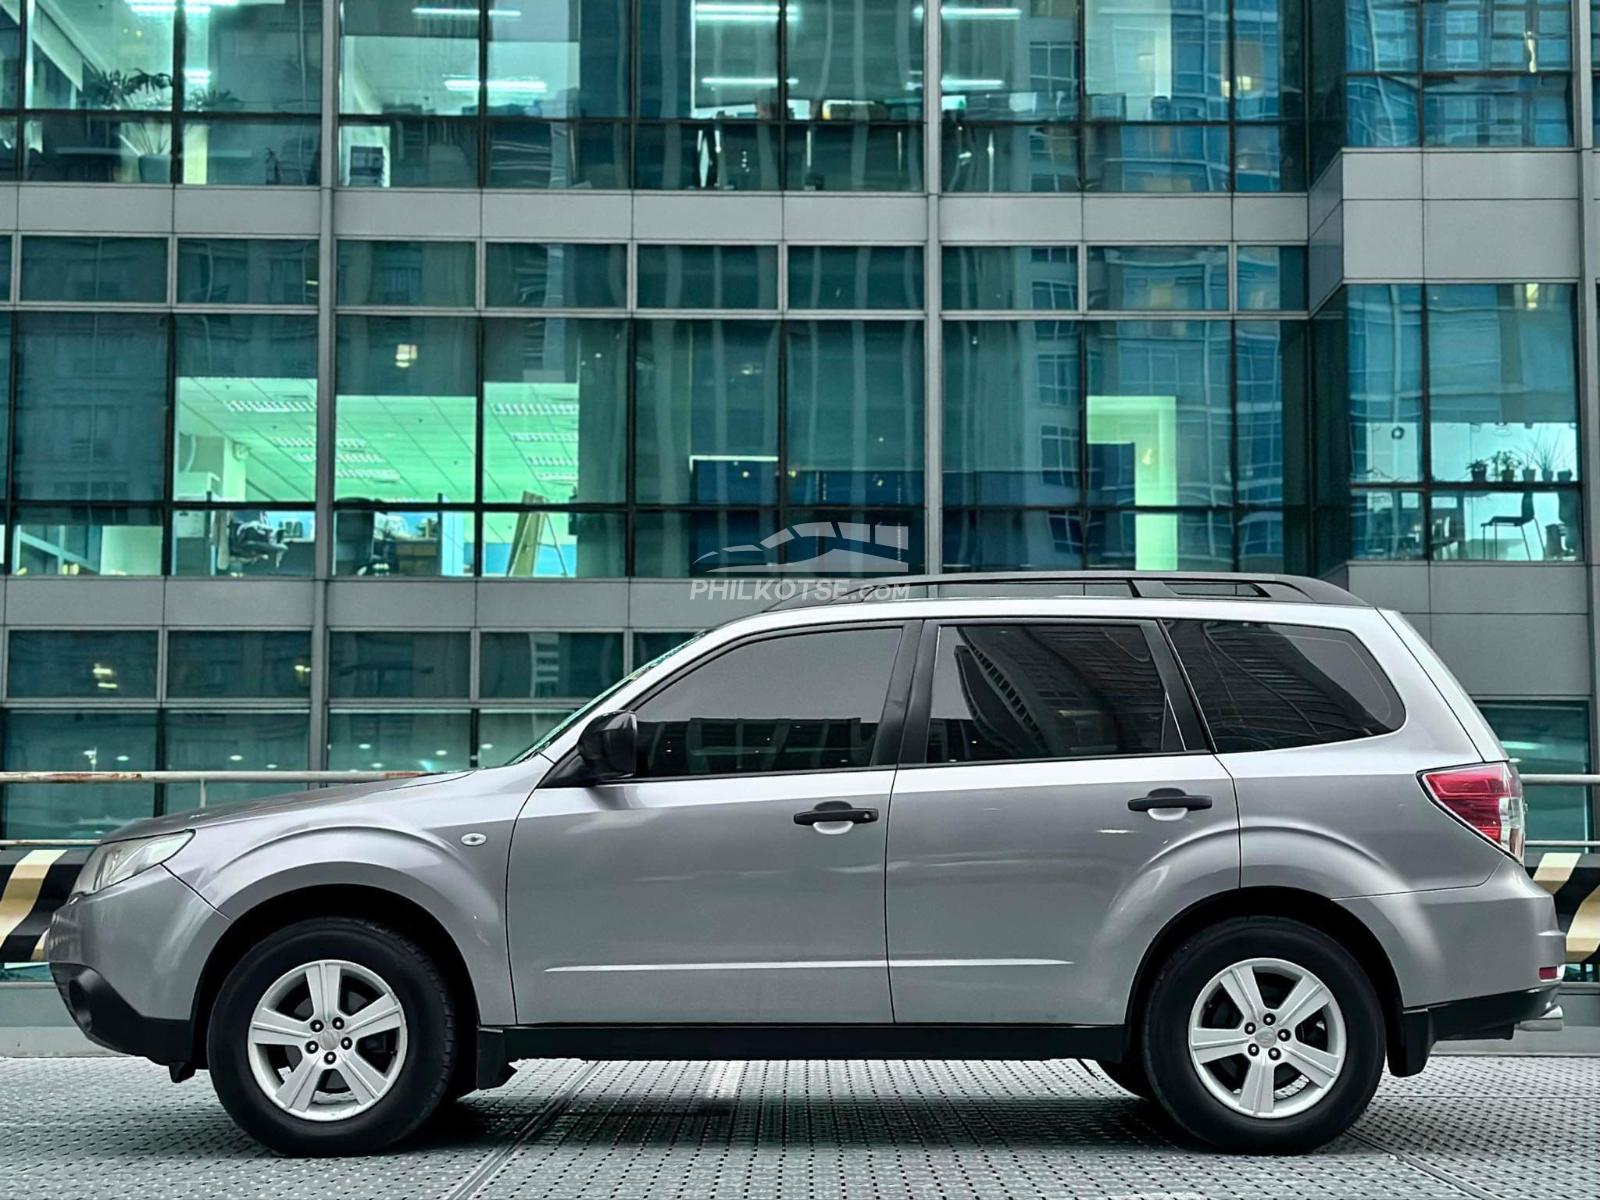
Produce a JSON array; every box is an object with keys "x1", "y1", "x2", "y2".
[
  {"x1": 492, "y1": 401, "x2": 579, "y2": 417},
  {"x1": 701, "y1": 77, "x2": 780, "y2": 89},
  {"x1": 134, "y1": 0, "x2": 238, "y2": 16},
  {"x1": 223, "y1": 397, "x2": 316, "y2": 415},
  {"x1": 444, "y1": 76, "x2": 549, "y2": 97},
  {"x1": 413, "y1": 4, "x2": 515, "y2": 16},
  {"x1": 395, "y1": 343, "x2": 419, "y2": 369},
  {"x1": 229, "y1": 754, "x2": 243, "y2": 762},
  {"x1": 940, "y1": 5, "x2": 1022, "y2": 18},
  {"x1": 695, "y1": 2, "x2": 782, "y2": 23},
  {"x1": 940, "y1": 78, "x2": 1006, "y2": 90}
]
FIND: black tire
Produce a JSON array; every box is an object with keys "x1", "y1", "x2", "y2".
[
  {"x1": 207, "y1": 917, "x2": 458, "y2": 1155},
  {"x1": 1094, "y1": 1056, "x2": 1154, "y2": 1100},
  {"x1": 1140, "y1": 916, "x2": 1385, "y2": 1154}
]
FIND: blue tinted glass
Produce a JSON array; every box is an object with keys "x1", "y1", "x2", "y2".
[
  {"x1": 1347, "y1": 285, "x2": 1423, "y2": 483},
  {"x1": 1430, "y1": 489, "x2": 1581, "y2": 561},
  {"x1": 941, "y1": 2, "x2": 1080, "y2": 120},
  {"x1": 1478, "y1": 701, "x2": 1591, "y2": 841},
  {"x1": 178, "y1": 239, "x2": 320, "y2": 305},
  {"x1": 484, "y1": 244, "x2": 627, "y2": 308},
  {"x1": 7, "y1": 630, "x2": 159, "y2": 699},
  {"x1": 1234, "y1": 123, "x2": 1304, "y2": 191},
  {"x1": 20, "y1": 236, "x2": 167, "y2": 303},
  {"x1": 1087, "y1": 246, "x2": 1228, "y2": 311},
  {"x1": 181, "y1": 119, "x2": 321, "y2": 186},
  {"x1": 1237, "y1": 245, "x2": 1308, "y2": 310},
  {"x1": 1083, "y1": 124, "x2": 1230, "y2": 192},
  {"x1": 181, "y1": 0, "x2": 322, "y2": 113},
  {"x1": 1086, "y1": 509, "x2": 1234, "y2": 571},
  {"x1": 637, "y1": 245, "x2": 778, "y2": 309},
  {"x1": 1422, "y1": 75, "x2": 1572, "y2": 147},
  {"x1": 941, "y1": 123, "x2": 1080, "y2": 193},
  {"x1": 1233, "y1": 0, "x2": 1305, "y2": 120},
  {"x1": 1236, "y1": 320, "x2": 1306, "y2": 506},
  {"x1": 337, "y1": 241, "x2": 475, "y2": 307},
  {"x1": 943, "y1": 508, "x2": 1085, "y2": 571},
  {"x1": 2, "y1": 711, "x2": 158, "y2": 840},
  {"x1": 788, "y1": 247, "x2": 925, "y2": 310},
  {"x1": 1347, "y1": 0, "x2": 1419, "y2": 70},
  {"x1": 1085, "y1": 0, "x2": 1228, "y2": 120},
  {"x1": 1422, "y1": 0, "x2": 1570, "y2": 70},
  {"x1": 480, "y1": 632, "x2": 626, "y2": 700},
  {"x1": 1347, "y1": 74, "x2": 1420, "y2": 145},
  {"x1": 1350, "y1": 490, "x2": 1425, "y2": 559},
  {"x1": 943, "y1": 246, "x2": 1078, "y2": 311}
]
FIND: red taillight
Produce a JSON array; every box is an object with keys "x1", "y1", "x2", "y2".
[
  {"x1": 1539, "y1": 966, "x2": 1560, "y2": 982},
  {"x1": 1420, "y1": 762, "x2": 1525, "y2": 863}
]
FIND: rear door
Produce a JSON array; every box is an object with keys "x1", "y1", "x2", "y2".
[{"x1": 885, "y1": 618, "x2": 1238, "y2": 1026}]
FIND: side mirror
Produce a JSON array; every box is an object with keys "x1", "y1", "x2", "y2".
[{"x1": 577, "y1": 711, "x2": 637, "y2": 781}]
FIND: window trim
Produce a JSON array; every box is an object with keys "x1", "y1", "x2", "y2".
[{"x1": 897, "y1": 616, "x2": 1210, "y2": 770}]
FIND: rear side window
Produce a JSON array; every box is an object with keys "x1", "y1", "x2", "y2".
[
  {"x1": 924, "y1": 623, "x2": 1180, "y2": 764},
  {"x1": 1164, "y1": 620, "x2": 1404, "y2": 753}
]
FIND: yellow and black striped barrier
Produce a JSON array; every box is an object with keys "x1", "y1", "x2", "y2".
[
  {"x1": 1530, "y1": 849, "x2": 1600, "y2": 967},
  {"x1": 0, "y1": 848, "x2": 92, "y2": 965}
]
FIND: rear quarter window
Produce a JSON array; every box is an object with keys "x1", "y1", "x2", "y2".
[{"x1": 1163, "y1": 619, "x2": 1404, "y2": 753}]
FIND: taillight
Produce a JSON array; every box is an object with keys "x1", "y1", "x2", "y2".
[{"x1": 1420, "y1": 762, "x2": 1525, "y2": 863}]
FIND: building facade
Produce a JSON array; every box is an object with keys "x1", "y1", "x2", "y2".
[{"x1": 0, "y1": 0, "x2": 1594, "y2": 861}]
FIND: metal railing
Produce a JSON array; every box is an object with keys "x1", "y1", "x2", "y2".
[
  {"x1": 0, "y1": 771, "x2": 426, "y2": 846},
  {"x1": 1521, "y1": 774, "x2": 1600, "y2": 850}
]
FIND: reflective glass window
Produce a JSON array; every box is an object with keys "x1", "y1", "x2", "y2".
[
  {"x1": 339, "y1": 116, "x2": 478, "y2": 187},
  {"x1": 167, "y1": 631, "x2": 313, "y2": 700},
  {"x1": 23, "y1": 114, "x2": 172, "y2": 183},
  {"x1": 1427, "y1": 283, "x2": 1577, "y2": 485},
  {"x1": 1430, "y1": 490, "x2": 1581, "y2": 561},
  {"x1": 180, "y1": 0, "x2": 322, "y2": 113},
  {"x1": 1237, "y1": 245, "x2": 1308, "y2": 311},
  {"x1": 485, "y1": 244, "x2": 626, "y2": 309},
  {"x1": 1236, "y1": 320, "x2": 1306, "y2": 506},
  {"x1": 1, "y1": 711, "x2": 157, "y2": 840},
  {"x1": 174, "y1": 314, "x2": 318, "y2": 505},
  {"x1": 486, "y1": 118, "x2": 629, "y2": 188},
  {"x1": 173, "y1": 509, "x2": 316, "y2": 578},
  {"x1": 480, "y1": 632, "x2": 626, "y2": 700},
  {"x1": 639, "y1": 0, "x2": 779, "y2": 119},
  {"x1": 1082, "y1": 123, "x2": 1230, "y2": 191},
  {"x1": 633, "y1": 120, "x2": 780, "y2": 190},
  {"x1": 27, "y1": 3, "x2": 173, "y2": 109},
  {"x1": 1086, "y1": 508, "x2": 1234, "y2": 570},
  {"x1": 1084, "y1": 0, "x2": 1228, "y2": 120},
  {"x1": 329, "y1": 632, "x2": 470, "y2": 700},
  {"x1": 181, "y1": 118, "x2": 321, "y2": 186},
  {"x1": 1086, "y1": 320, "x2": 1232, "y2": 507},
  {"x1": 177, "y1": 239, "x2": 320, "y2": 306},
  {"x1": 1347, "y1": 74, "x2": 1419, "y2": 144},
  {"x1": 163, "y1": 712, "x2": 310, "y2": 812},
  {"x1": 942, "y1": 122, "x2": 1080, "y2": 192},
  {"x1": 340, "y1": 0, "x2": 479, "y2": 116},
  {"x1": 338, "y1": 241, "x2": 476, "y2": 308},
  {"x1": 14, "y1": 313, "x2": 169, "y2": 502},
  {"x1": 0, "y1": 1, "x2": 18, "y2": 110},
  {"x1": 335, "y1": 316, "x2": 478, "y2": 503},
  {"x1": 333, "y1": 508, "x2": 475, "y2": 576},
  {"x1": 478, "y1": 710, "x2": 574, "y2": 766},
  {"x1": 12, "y1": 506, "x2": 164, "y2": 577},
  {"x1": 785, "y1": 0, "x2": 923, "y2": 117},
  {"x1": 1234, "y1": 0, "x2": 1304, "y2": 120},
  {"x1": 785, "y1": 321, "x2": 924, "y2": 505},
  {"x1": 1347, "y1": 0, "x2": 1420, "y2": 70},
  {"x1": 482, "y1": 318, "x2": 628, "y2": 505},
  {"x1": 1478, "y1": 701, "x2": 1591, "y2": 841},
  {"x1": 637, "y1": 245, "x2": 778, "y2": 309},
  {"x1": 1349, "y1": 488, "x2": 1425, "y2": 559},
  {"x1": 1086, "y1": 245, "x2": 1228, "y2": 311},
  {"x1": 1422, "y1": 74, "x2": 1571, "y2": 146},
  {"x1": 788, "y1": 246, "x2": 924, "y2": 310},
  {"x1": 1234, "y1": 122, "x2": 1304, "y2": 191},
  {"x1": 943, "y1": 508, "x2": 1086, "y2": 570},
  {"x1": 480, "y1": 510, "x2": 626, "y2": 577},
  {"x1": 487, "y1": 0, "x2": 629, "y2": 118},
  {"x1": 634, "y1": 320, "x2": 779, "y2": 504},
  {"x1": 1422, "y1": 0, "x2": 1570, "y2": 70},
  {"x1": 632, "y1": 508, "x2": 778, "y2": 576},
  {"x1": 6, "y1": 630, "x2": 157, "y2": 699},
  {"x1": 1347, "y1": 285, "x2": 1423, "y2": 484},
  {"x1": 941, "y1": 0, "x2": 1081, "y2": 121},
  {"x1": 786, "y1": 122, "x2": 923, "y2": 190},
  {"x1": 634, "y1": 631, "x2": 698, "y2": 663},
  {"x1": 328, "y1": 710, "x2": 472, "y2": 773},
  {"x1": 20, "y1": 236, "x2": 166, "y2": 303},
  {"x1": 943, "y1": 246, "x2": 1078, "y2": 311}
]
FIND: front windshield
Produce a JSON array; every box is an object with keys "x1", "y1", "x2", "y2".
[{"x1": 511, "y1": 632, "x2": 708, "y2": 763}]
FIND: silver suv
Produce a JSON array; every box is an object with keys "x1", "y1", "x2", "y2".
[{"x1": 47, "y1": 573, "x2": 1564, "y2": 1157}]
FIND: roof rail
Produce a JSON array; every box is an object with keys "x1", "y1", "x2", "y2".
[{"x1": 766, "y1": 572, "x2": 1368, "y2": 611}]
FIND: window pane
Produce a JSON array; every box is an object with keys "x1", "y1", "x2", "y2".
[
  {"x1": 1, "y1": 712, "x2": 157, "y2": 841},
  {"x1": 24, "y1": 115, "x2": 172, "y2": 183},
  {"x1": 635, "y1": 320, "x2": 779, "y2": 504},
  {"x1": 788, "y1": 246, "x2": 924, "y2": 310},
  {"x1": 1347, "y1": 0, "x2": 1420, "y2": 70},
  {"x1": 483, "y1": 317, "x2": 626, "y2": 506},
  {"x1": 634, "y1": 631, "x2": 698, "y2": 663},
  {"x1": 7, "y1": 630, "x2": 157, "y2": 699},
  {"x1": 15, "y1": 314, "x2": 170, "y2": 502},
  {"x1": 1237, "y1": 320, "x2": 1307, "y2": 506},
  {"x1": 0, "y1": 1, "x2": 17, "y2": 109},
  {"x1": 1347, "y1": 74, "x2": 1419, "y2": 145},
  {"x1": 1237, "y1": 245, "x2": 1308, "y2": 310},
  {"x1": 637, "y1": 245, "x2": 778, "y2": 309},
  {"x1": 178, "y1": 239, "x2": 320, "y2": 306},
  {"x1": 175, "y1": 314, "x2": 318, "y2": 504},
  {"x1": 20, "y1": 236, "x2": 167, "y2": 303},
  {"x1": 340, "y1": 117, "x2": 479, "y2": 187},
  {"x1": 0, "y1": 317, "x2": 8, "y2": 496},
  {"x1": 329, "y1": 632, "x2": 470, "y2": 700},
  {"x1": 181, "y1": 117, "x2": 321, "y2": 186},
  {"x1": 1234, "y1": 122, "x2": 1304, "y2": 191},
  {"x1": 335, "y1": 317, "x2": 477, "y2": 503},
  {"x1": 786, "y1": 321, "x2": 923, "y2": 505},
  {"x1": 486, "y1": 118, "x2": 630, "y2": 187},
  {"x1": 632, "y1": 508, "x2": 778, "y2": 576},
  {"x1": 786, "y1": 122, "x2": 923, "y2": 190},
  {"x1": 1478, "y1": 701, "x2": 1591, "y2": 841},
  {"x1": 634, "y1": 627, "x2": 902, "y2": 777},
  {"x1": 941, "y1": 0, "x2": 1080, "y2": 121},
  {"x1": 487, "y1": 0, "x2": 628, "y2": 118},
  {"x1": 28, "y1": 4, "x2": 172, "y2": 109},
  {"x1": 1348, "y1": 285, "x2": 1423, "y2": 484},
  {"x1": 1086, "y1": 508, "x2": 1234, "y2": 569},
  {"x1": 1087, "y1": 246, "x2": 1228, "y2": 311},
  {"x1": 925, "y1": 623, "x2": 1174, "y2": 763},
  {"x1": 943, "y1": 508, "x2": 1085, "y2": 569},
  {"x1": 633, "y1": 121, "x2": 781, "y2": 190},
  {"x1": 1428, "y1": 284, "x2": 1577, "y2": 485},
  {"x1": 478, "y1": 710, "x2": 573, "y2": 766},
  {"x1": 1349, "y1": 488, "x2": 1425, "y2": 559},
  {"x1": 182, "y1": 0, "x2": 321, "y2": 113},
  {"x1": 942, "y1": 122, "x2": 1079, "y2": 192},
  {"x1": 1430, "y1": 489, "x2": 1581, "y2": 561},
  {"x1": 338, "y1": 241, "x2": 475, "y2": 307},
  {"x1": 639, "y1": 0, "x2": 779, "y2": 118},
  {"x1": 1087, "y1": 320, "x2": 1231, "y2": 506},
  {"x1": 1085, "y1": 0, "x2": 1226, "y2": 118},
  {"x1": 12, "y1": 506, "x2": 164, "y2": 576},
  {"x1": 333, "y1": 509, "x2": 475, "y2": 576},
  {"x1": 943, "y1": 246, "x2": 1078, "y2": 311},
  {"x1": 173, "y1": 508, "x2": 316, "y2": 577},
  {"x1": 1423, "y1": 0, "x2": 1570, "y2": 71},
  {"x1": 485, "y1": 244, "x2": 626, "y2": 308},
  {"x1": 0, "y1": 235, "x2": 10, "y2": 301},
  {"x1": 340, "y1": 0, "x2": 478, "y2": 115},
  {"x1": 328, "y1": 710, "x2": 471, "y2": 774},
  {"x1": 480, "y1": 510, "x2": 626, "y2": 577},
  {"x1": 943, "y1": 320, "x2": 1081, "y2": 506},
  {"x1": 1165, "y1": 619, "x2": 1405, "y2": 752},
  {"x1": 168, "y1": 631, "x2": 312, "y2": 700},
  {"x1": 1082, "y1": 123, "x2": 1230, "y2": 192},
  {"x1": 1422, "y1": 74, "x2": 1572, "y2": 147},
  {"x1": 480, "y1": 632, "x2": 625, "y2": 700},
  {"x1": 1234, "y1": 0, "x2": 1304, "y2": 120},
  {"x1": 786, "y1": 0, "x2": 923, "y2": 116},
  {"x1": 162, "y1": 712, "x2": 310, "y2": 812}
]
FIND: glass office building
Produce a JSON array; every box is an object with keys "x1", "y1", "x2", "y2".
[{"x1": 0, "y1": 0, "x2": 1595, "y2": 850}]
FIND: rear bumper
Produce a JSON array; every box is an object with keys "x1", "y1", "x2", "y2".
[
  {"x1": 51, "y1": 963, "x2": 192, "y2": 1065},
  {"x1": 1391, "y1": 983, "x2": 1560, "y2": 1076}
]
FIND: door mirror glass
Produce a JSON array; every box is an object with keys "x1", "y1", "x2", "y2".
[{"x1": 577, "y1": 711, "x2": 637, "y2": 780}]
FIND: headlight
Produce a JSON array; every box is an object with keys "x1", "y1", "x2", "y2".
[{"x1": 72, "y1": 832, "x2": 194, "y2": 897}]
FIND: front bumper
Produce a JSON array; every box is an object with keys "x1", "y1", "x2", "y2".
[{"x1": 51, "y1": 963, "x2": 192, "y2": 1063}]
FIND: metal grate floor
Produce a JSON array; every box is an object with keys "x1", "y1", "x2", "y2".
[{"x1": 0, "y1": 1055, "x2": 1594, "y2": 1200}]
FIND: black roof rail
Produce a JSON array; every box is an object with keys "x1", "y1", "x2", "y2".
[{"x1": 765, "y1": 572, "x2": 1369, "y2": 611}]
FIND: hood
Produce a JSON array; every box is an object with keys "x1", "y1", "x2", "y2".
[{"x1": 102, "y1": 771, "x2": 477, "y2": 843}]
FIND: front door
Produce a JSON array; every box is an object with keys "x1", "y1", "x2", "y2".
[
  {"x1": 509, "y1": 622, "x2": 914, "y2": 1024},
  {"x1": 886, "y1": 619, "x2": 1239, "y2": 1026}
]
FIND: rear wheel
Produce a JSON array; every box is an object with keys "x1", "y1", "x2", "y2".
[
  {"x1": 207, "y1": 917, "x2": 458, "y2": 1155},
  {"x1": 1140, "y1": 917, "x2": 1384, "y2": 1154}
]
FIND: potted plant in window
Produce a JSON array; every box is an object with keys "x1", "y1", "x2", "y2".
[
  {"x1": 1490, "y1": 450, "x2": 1519, "y2": 484},
  {"x1": 81, "y1": 66, "x2": 173, "y2": 183},
  {"x1": 1468, "y1": 458, "x2": 1489, "y2": 484}
]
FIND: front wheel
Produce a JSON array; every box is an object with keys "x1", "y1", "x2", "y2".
[
  {"x1": 1140, "y1": 917, "x2": 1385, "y2": 1154},
  {"x1": 207, "y1": 917, "x2": 458, "y2": 1155}
]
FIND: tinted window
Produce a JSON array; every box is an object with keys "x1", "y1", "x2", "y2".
[
  {"x1": 1164, "y1": 620, "x2": 1404, "y2": 752},
  {"x1": 924, "y1": 623, "x2": 1177, "y2": 764},
  {"x1": 632, "y1": 627, "x2": 903, "y2": 778},
  {"x1": 7, "y1": 630, "x2": 159, "y2": 699}
]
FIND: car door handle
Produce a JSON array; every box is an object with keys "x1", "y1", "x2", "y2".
[
  {"x1": 1127, "y1": 789, "x2": 1214, "y2": 813},
  {"x1": 793, "y1": 806, "x2": 879, "y2": 827}
]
